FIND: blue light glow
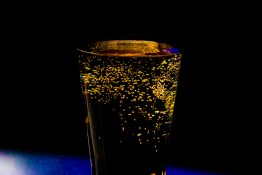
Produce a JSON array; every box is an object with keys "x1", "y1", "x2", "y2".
[
  {"x1": 167, "y1": 166, "x2": 224, "y2": 175},
  {"x1": 0, "y1": 150, "x2": 227, "y2": 175},
  {"x1": 169, "y1": 48, "x2": 180, "y2": 54}
]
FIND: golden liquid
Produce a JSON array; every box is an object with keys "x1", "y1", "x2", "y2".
[
  {"x1": 78, "y1": 40, "x2": 181, "y2": 175},
  {"x1": 79, "y1": 40, "x2": 181, "y2": 150}
]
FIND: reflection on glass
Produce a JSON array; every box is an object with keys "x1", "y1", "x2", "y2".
[{"x1": 78, "y1": 40, "x2": 182, "y2": 175}]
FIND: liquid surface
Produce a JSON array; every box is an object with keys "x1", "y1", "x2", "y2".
[{"x1": 79, "y1": 40, "x2": 179, "y2": 57}]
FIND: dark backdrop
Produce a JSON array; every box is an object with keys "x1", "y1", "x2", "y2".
[{"x1": 1, "y1": 3, "x2": 245, "y2": 174}]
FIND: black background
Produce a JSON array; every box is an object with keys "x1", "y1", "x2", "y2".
[{"x1": 1, "y1": 2, "x2": 250, "y2": 174}]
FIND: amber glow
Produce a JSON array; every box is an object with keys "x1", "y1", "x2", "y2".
[
  {"x1": 79, "y1": 40, "x2": 177, "y2": 57},
  {"x1": 79, "y1": 40, "x2": 181, "y2": 152}
]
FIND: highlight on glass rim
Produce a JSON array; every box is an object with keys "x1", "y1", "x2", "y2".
[
  {"x1": 78, "y1": 40, "x2": 180, "y2": 56},
  {"x1": 78, "y1": 40, "x2": 182, "y2": 175}
]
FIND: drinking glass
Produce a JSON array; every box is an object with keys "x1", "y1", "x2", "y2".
[{"x1": 78, "y1": 40, "x2": 182, "y2": 175}]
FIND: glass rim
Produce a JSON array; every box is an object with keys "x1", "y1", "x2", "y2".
[{"x1": 77, "y1": 40, "x2": 180, "y2": 57}]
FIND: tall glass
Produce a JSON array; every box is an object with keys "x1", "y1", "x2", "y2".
[{"x1": 78, "y1": 40, "x2": 182, "y2": 175}]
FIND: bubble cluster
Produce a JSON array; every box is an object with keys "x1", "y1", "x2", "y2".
[{"x1": 79, "y1": 40, "x2": 181, "y2": 151}]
